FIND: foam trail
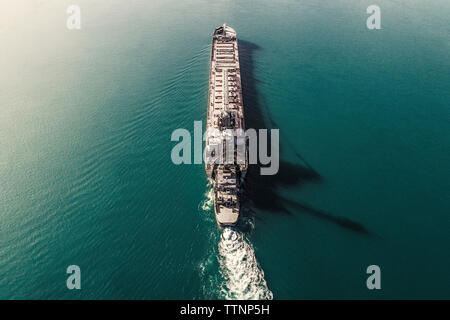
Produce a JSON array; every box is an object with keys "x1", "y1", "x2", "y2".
[
  {"x1": 201, "y1": 188, "x2": 214, "y2": 212},
  {"x1": 199, "y1": 180, "x2": 214, "y2": 212},
  {"x1": 218, "y1": 227, "x2": 273, "y2": 300}
]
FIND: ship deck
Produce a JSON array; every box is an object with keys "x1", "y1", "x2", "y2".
[{"x1": 205, "y1": 24, "x2": 247, "y2": 227}]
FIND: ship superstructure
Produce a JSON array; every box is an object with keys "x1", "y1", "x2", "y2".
[{"x1": 205, "y1": 24, "x2": 247, "y2": 227}]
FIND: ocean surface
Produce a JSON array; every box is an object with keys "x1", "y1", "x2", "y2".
[{"x1": 0, "y1": 0, "x2": 449, "y2": 299}]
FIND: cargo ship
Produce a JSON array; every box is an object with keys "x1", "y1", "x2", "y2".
[{"x1": 205, "y1": 24, "x2": 248, "y2": 227}]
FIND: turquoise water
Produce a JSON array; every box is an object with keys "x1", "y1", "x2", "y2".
[{"x1": 0, "y1": 0, "x2": 449, "y2": 299}]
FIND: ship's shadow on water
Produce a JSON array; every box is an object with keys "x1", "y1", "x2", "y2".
[{"x1": 237, "y1": 40, "x2": 371, "y2": 236}]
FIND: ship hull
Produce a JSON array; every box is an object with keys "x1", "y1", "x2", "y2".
[{"x1": 205, "y1": 24, "x2": 247, "y2": 227}]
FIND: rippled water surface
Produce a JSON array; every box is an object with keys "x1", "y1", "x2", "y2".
[{"x1": 0, "y1": 0, "x2": 449, "y2": 299}]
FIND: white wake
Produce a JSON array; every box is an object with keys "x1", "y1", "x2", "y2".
[
  {"x1": 218, "y1": 227, "x2": 273, "y2": 300},
  {"x1": 199, "y1": 183, "x2": 273, "y2": 300}
]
